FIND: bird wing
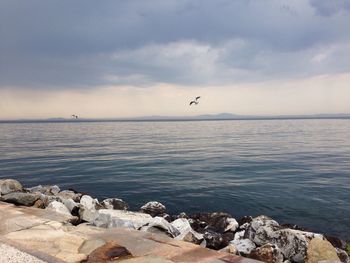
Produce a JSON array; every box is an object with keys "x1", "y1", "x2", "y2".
[
  {"x1": 190, "y1": 101, "x2": 195, "y2": 105},
  {"x1": 196, "y1": 96, "x2": 201, "y2": 100}
]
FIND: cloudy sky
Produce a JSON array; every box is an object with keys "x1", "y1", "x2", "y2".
[{"x1": 1, "y1": 0, "x2": 350, "y2": 119}]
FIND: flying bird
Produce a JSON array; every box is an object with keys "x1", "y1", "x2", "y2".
[
  {"x1": 189, "y1": 96, "x2": 201, "y2": 106},
  {"x1": 71, "y1": 115, "x2": 78, "y2": 119}
]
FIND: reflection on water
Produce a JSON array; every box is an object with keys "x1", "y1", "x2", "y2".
[{"x1": 0, "y1": 119, "x2": 349, "y2": 239}]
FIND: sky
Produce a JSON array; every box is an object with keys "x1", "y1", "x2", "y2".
[{"x1": 0, "y1": 0, "x2": 350, "y2": 119}]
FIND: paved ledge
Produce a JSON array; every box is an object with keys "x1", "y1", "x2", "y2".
[{"x1": 0, "y1": 202, "x2": 261, "y2": 263}]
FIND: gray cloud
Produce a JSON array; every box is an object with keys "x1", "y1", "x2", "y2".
[{"x1": 0, "y1": 0, "x2": 350, "y2": 89}]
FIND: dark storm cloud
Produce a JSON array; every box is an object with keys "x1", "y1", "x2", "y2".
[{"x1": 0, "y1": 0, "x2": 350, "y2": 89}]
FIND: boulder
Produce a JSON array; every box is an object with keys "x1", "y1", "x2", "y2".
[
  {"x1": 171, "y1": 218, "x2": 203, "y2": 243},
  {"x1": 39, "y1": 194, "x2": 61, "y2": 207},
  {"x1": 140, "y1": 201, "x2": 166, "y2": 217},
  {"x1": 26, "y1": 185, "x2": 60, "y2": 195},
  {"x1": 80, "y1": 195, "x2": 100, "y2": 210},
  {"x1": 189, "y1": 212, "x2": 233, "y2": 233},
  {"x1": 224, "y1": 218, "x2": 239, "y2": 232},
  {"x1": 306, "y1": 238, "x2": 340, "y2": 263},
  {"x1": 0, "y1": 192, "x2": 39, "y2": 206},
  {"x1": 57, "y1": 190, "x2": 81, "y2": 202},
  {"x1": 0, "y1": 179, "x2": 22, "y2": 195},
  {"x1": 140, "y1": 217, "x2": 180, "y2": 238},
  {"x1": 32, "y1": 199, "x2": 45, "y2": 209},
  {"x1": 46, "y1": 201, "x2": 72, "y2": 217},
  {"x1": 62, "y1": 198, "x2": 79, "y2": 213},
  {"x1": 79, "y1": 207, "x2": 99, "y2": 223},
  {"x1": 230, "y1": 239, "x2": 256, "y2": 255},
  {"x1": 93, "y1": 209, "x2": 152, "y2": 229},
  {"x1": 325, "y1": 235, "x2": 348, "y2": 250},
  {"x1": 248, "y1": 243, "x2": 284, "y2": 263},
  {"x1": 203, "y1": 230, "x2": 224, "y2": 250},
  {"x1": 336, "y1": 248, "x2": 350, "y2": 263},
  {"x1": 101, "y1": 198, "x2": 128, "y2": 210},
  {"x1": 246, "y1": 215, "x2": 324, "y2": 262}
]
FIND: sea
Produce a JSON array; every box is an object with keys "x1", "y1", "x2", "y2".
[{"x1": 0, "y1": 119, "x2": 349, "y2": 240}]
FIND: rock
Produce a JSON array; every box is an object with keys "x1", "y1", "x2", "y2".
[
  {"x1": 224, "y1": 218, "x2": 239, "y2": 232},
  {"x1": 203, "y1": 230, "x2": 224, "y2": 250},
  {"x1": 101, "y1": 198, "x2": 128, "y2": 210},
  {"x1": 230, "y1": 239, "x2": 256, "y2": 255},
  {"x1": 140, "y1": 217, "x2": 180, "y2": 238},
  {"x1": 84, "y1": 241, "x2": 132, "y2": 262},
  {"x1": 171, "y1": 218, "x2": 203, "y2": 243},
  {"x1": 233, "y1": 230, "x2": 245, "y2": 240},
  {"x1": 79, "y1": 206, "x2": 99, "y2": 223},
  {"x1": 246, "y1": 215, "x2": 324, "y2": 262},
  {"x1": 140, "y1": 201, "x2": 166, "y2": 217},
  {"x1": 62, "y1": 198, "x2": 78, "y2": 213},
  {"x1": 46, "y1": 201, "x2": 72, "y2": 217},
  {"x1": 0, "y1": 179, "x2": 22, "y2": 195},
  {"x1": 325, "y1": 235, "x2": 348, "y2": 250},
  {"x1": 80, "y1": 195, "x2": 100, "y2": 210},
  {"x1": 93, "y1": 209, "x2": 152, "y2": 229},
  {"x1": 0, "y1": 192, "x2": 39, "y2": 206},
  {"x1": 219, "y1": 244, "x2": 238, "y2": 254},
  {"x1": 32, "y1": 199, "x2": 45, "y2": 209},
  {"x1": 57, "y1": 190, "x2": 81, "y2": 202},
  {"x1": 27, "y1": 185, "x2": 60, "y2": 195},
  {"x1": 238, "y1": 216, "x2": 253, "y2": 227},
  {"x1": 189, "y1": 212, "x2": 233, "y2": 233},
  {"x1": 336, "y1": 248, "x2": 350, "y2": 263},
  {"x1": 248, "y1": 243, "x2": 284, "y2": 263},
  {"x1": 39, "y1": 194, "x2": 61, "y2": 207},
  {"x1": 306, "y1": 238, "x2": 341, "y2": 263}
]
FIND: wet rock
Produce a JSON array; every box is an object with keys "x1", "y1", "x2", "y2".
[
  {"x1": 189, "y1": 212, "x2": 234, "y2": 234},
  {"x1": 325, "y1": 235, "x2": 348, "y2": 250},
  {"x1": 101, "y1": 198, "x2": 128, "y2": 210},
  {"x1": 336, "y1": 248, "x2": 350, "y2": 263},
  {"x1": 203, "y1": 230, "x2": 224, "y2": 250},
  {"x1": 248, "y1": 243, "x2": 284, "y2": 263},
  {"x1": 140, "y1": 217, "x2": 180, "y2": 238},
  {"x1": 140, "y1": 201, "x2": 166, "y2": 217},
  {"x1": 0, "y1": 192, "x2": 39, "y2": 206},
  {"x1": 230, "y1": 239, "x2": 256, "y2": 255},
  {"x1": 171, "y1": 218, "x2": 203, "y2": 243},
  {"x1": 0, "y1": 179, "x2": 22, "y2": 195},
  {"x1": 246, "y1": 215, "x2": 324, "y2": 262},
  {"x1": 93, "y1": 209, "x2": 152, "y2": 229},
  {"x1": 84, "y1": 241, "x2": 132, "y2": 262},
  {"x1": 46, "y1": 201, "x2": 72, "y2": 217},
  {"x1": 306, "y1": 238, "x2": 340, "y2": 263},
  {"x1": 27, "y1": 185, "x2": 60, "y2": 195}
]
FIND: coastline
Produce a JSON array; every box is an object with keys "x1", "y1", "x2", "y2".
[{"x1": 0, "y1": 178, "x2": 349, "y2": 263}]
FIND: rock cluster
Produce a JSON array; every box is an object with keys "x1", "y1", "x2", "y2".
[{"x1": 0, "y1": 178, "x2": 348, "y2": 263}]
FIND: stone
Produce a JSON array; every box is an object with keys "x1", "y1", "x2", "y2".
[
  {"x1": 140, "y1": 217, "x2": 180, "y2": 238},
  {"x1": 238, "y1": 216, "x2": 253, "y2": 227},
  {"x1": 57, "y1": 190, "x2": 81, "y2": 202},
  {"x1": 230, "y1": 239, "x2": 256, "y2": 255},
  {"x1": 84, "y1": 241, "x2": 133, "y2": 262},
  {"x1": 219, "y1": 244, "x2": 238, "y2": 255},
  {"x1": 0, "y1": 179, "x2": 22, "y2": 195},
  {"x1": 325, "y1": 235, "x2": 348, "y2": 250},
  {"x1": 62, "y1": 198, "x2": 79, "y2": 213},
  {"x1": 93, "y1": 209, "x2": 153, "y2": 229},
  {"x1": 33, "y1": 199, "x2": 45, "y2": 209},
  {"x1": 46, "y1": 201, "x2": 72, "y2": 217},
  {"x1": 79, "y1": 206, "x2": 99, "y2": 223},
  {"x1": 203, "y1": 230, "x2": 224, "y2": 250},
  {"x1": 306, "y1": 238, "x2": 340, "y2": 263},
  {"x1": 0, "y1": 192, "x2": 40, "y2": 206},
  {"x1": 248, "y1": 243, "x2": 284, "y2": 263},
  {"x1": 27, "y1": 185, "x2": 60, "y2": 195},
  {"x1": 101, "y1": 198, "x2": 128, "y2": 210},
  {"x1": 189, "y1": 212, "x2": 233, "y2": 233},
  {"x1": 140, "y1": 201, "x2": 166, "y2": 217},
  {"x1": 171, "y1": 218, "x2": 203, "y2": 244},
  {"x1": 224, "y1": 218, "x2": 239, "y2": 232},
  {"x1": 80, "y1": 195, "x2": 99, "y2": 210},
  {"x1": 246, "y1": 215, "x2": 324, "y2": 262},
  {"x1": 336, "y1": 248, "x2": 350, "y2": 263},
  {"x1": 39, "y1": 194, "x2": 61, "y2": 207}
]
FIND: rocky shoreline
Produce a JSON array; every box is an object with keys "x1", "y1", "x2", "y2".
[{"x1": 0, "y1": 178, "x2": 349, "y2": 263}]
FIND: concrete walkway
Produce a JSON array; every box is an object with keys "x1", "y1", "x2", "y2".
[{"x1": 0, "y1": 201, "x2": 261, "y2": 263}]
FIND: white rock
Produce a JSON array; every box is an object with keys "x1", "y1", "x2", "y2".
[
  {"x1": 234, "y1": 230, "x2": 246, "y2": 240},
  {"x1": 46, "y1": 201, "x2": 72, "y2": 217},
  {"x1": 225, "y1": 218, "x2": 239, "y2": 232},
  {"x1": 79, "y1": 207, "x2": 99, "y2": 223},
  {"x1": 230, "y1": 238, "x2": 256, "y2": 254},
  {"x1": 140, "y1": 217, "x2": 180, "y2": 238},
  {"x1": 140, "y1": 201, "x2": 166, "y2": 216},
  {"x1": 0, "y1": 179, "x2": 22, "y2": 195},
  {"x1": 101, "y1": 198, "x2": 128, "y2": 210},
  {"x1": 171, "y1": 218, "x2": 203, "y2": 242},
  {"x1": 93, "y1": 209, "x2": 152, "y2": 229},
  {"x1": 62, "y1": 198, "x2": 78, "y2": 213},
  {"x1": 80, "y1": 195, "x2": 97, "y2": 210}
]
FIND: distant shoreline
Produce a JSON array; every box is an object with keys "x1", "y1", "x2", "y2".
[{"x1": 1, "y1": 116, "x2": 350, "y2": 124}]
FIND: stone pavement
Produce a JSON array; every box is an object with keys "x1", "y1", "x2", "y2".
[{"x1": 0, "y1": 202, "x2": 261, "y2": 263}]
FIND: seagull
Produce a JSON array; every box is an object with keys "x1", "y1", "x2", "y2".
[
  {"x1": 71, "y1": 115, "x2": 78, "y2": 119},
  {"x1": 190, "y1": 96, "x2": 201, "y2": 106}
]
